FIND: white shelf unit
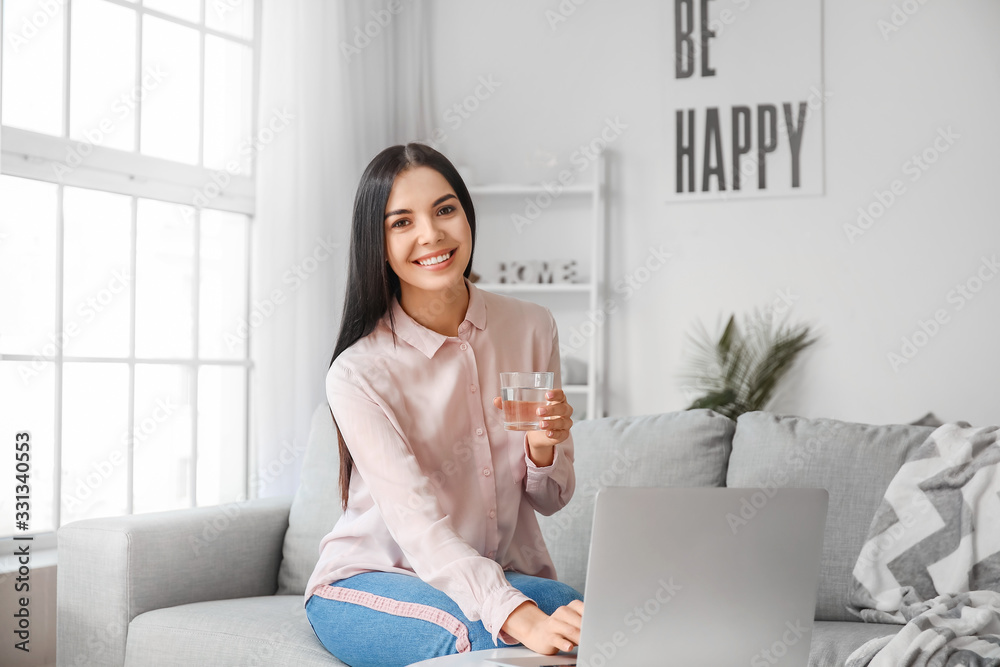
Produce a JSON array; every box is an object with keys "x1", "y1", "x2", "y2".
[
  {"x1": 468, "y1": 153, "x2": 607, "y2": 420},
  {"x1": 474, "y1": 283, "x2": 591, "y2": 294}
]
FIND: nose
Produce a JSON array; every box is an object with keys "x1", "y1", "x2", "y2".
[{"x1": 415, "y1": 214, "x2": 445, "y2": 245}]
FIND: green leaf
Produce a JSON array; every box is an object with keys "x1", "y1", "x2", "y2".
[
  {"x1": 681, "y1": 308, "x2": 818, "y2": 419},
  {"x1": 687, "y1": 388, "x2": 737, "y2": 411}
]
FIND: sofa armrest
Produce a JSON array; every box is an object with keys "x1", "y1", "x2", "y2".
[{"x1": 56, "y1": 495, "x2": 292, "y2": 667}]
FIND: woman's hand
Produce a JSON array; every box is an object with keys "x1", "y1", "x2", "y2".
[
  {"x1": 493, "y1": 389, "x2": 574, "y2": 466},
  {"x1": 501, "y1": 600, "x2": 585, "y2": 654}
]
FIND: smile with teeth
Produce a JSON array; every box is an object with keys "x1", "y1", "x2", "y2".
[{"x1": 415, "y1": 249, "x2": 455, "y2": 266}]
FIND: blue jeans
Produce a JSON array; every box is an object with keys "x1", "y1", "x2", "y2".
[{"x1": 305, "y1": 571, "x2": 583, "y2": 667}]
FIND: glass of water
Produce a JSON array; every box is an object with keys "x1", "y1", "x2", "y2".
[{"x1": 499, "y1": 372, "x2": 554, "y2": 431}]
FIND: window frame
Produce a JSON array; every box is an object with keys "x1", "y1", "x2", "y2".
[{"x1": 0, "y1": 0, "x2": 263, "y2": 539}]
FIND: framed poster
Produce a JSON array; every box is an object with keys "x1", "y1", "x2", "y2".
[{"x1": 664, "y1": 0, "x2": 826, "y2": 201}]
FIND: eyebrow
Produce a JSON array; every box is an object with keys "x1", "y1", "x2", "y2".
[{"x1": 384, "y1": 194, "x2": 457, "y2": 220}]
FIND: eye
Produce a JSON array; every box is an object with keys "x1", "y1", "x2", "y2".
[
  {"x1": 437, "y1": 205, "x2": 456, "y2": 216},
  {"x1": 390, "y1": 218, "x2": 410, "y2": 228}
]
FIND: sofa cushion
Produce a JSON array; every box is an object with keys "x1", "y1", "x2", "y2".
[
  {"x1": 538, "y1": 409, "x2": 735, "y2": 595},
  {"x1": 809, "y1": 621, "x2": 900, "y2": 667},
  {"x1": 726, "y1": 412, "x2": 934, "y2": 622},
  {"x1": 277, "y1": 403, "x2": 344, "y2": 596},
  {"x1": 125, "y1": 595, "x2": 344, "y2": 666}
]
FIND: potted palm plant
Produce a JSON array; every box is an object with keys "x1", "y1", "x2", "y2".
[{"x1": 682, "y1": 308, "x2": 818, "y2": 420}]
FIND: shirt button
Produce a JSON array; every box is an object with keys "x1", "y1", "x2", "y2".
[
  {"x1": 476, "y1": 428, "x2": 484, "y2": 436},
  {"x1": 483, "y1": 468, "x2": 491, "y2": 477},
  {"x1": 460, "y1": 343, "x2": 468, "y2": 351},
  {"x1": 470, "y1": 385, "x2": 477, "y2": 393},
  {"x1": 489, "y1": 509, "x2": 496, "y2": 519}
]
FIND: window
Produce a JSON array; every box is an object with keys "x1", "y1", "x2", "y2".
[{"x1": 0, "y1": 0, "x2": 260, "y2": 539}]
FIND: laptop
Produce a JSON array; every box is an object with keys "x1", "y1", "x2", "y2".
[{"x1": 489, "y1": 486, "x2": 828, "y2": 667}]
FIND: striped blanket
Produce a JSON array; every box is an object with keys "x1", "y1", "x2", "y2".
[{"x1": 846, "y1": 422, "x2": 1000, "y2": 667}]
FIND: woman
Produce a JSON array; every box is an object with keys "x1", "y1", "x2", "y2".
[{"x1": 304, "y1": 143, "x2": 585, "y2": 666}]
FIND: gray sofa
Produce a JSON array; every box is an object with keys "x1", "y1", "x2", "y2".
[{"x1": 57, "y1": 405, "x2": 935, "y2": 666}]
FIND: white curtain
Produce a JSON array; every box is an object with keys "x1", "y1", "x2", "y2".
[
  {"x1": 343, "y1": 0, "x2": 436, "y2": 160},
  {"x1": 251, "y1": 0, "x2": 433, "y2": 498}
]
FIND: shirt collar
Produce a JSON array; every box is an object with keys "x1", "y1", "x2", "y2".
[{"x1": 386, "y1": 277, "x2": 487, "y2": 359}]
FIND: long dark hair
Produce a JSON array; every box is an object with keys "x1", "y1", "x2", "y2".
[{"x1": 329, "y1": 143, "x2": 477, "y2": 510}]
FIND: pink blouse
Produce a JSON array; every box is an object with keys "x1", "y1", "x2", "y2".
[{"x1": 304, "y1": 278, "x2": 576, "y2": 645}]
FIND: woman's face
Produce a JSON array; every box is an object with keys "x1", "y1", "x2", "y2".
[{"x1": 383, "y1": 166, "x2": 472, "y2": 296}]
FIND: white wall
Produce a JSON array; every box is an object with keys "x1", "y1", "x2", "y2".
[{"x1": 425, "y1": 0, "x2": 1000, "y2": 426}]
